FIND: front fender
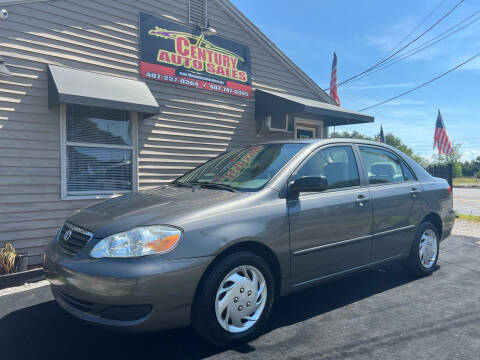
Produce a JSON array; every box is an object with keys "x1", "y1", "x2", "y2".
[{"x1": 161, "y1": 196, "x2": 290, "y2": 287}]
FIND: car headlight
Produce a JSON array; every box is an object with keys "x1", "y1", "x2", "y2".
[{"x1": 90, "y1": 226, "x2": 182, "y2": 258}]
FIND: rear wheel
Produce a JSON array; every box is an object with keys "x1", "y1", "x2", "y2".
[
  {"x1": 404, "y1": 221, "x2": 439, "y2": 276},
  {"x1": 192, "y1": 251, "x2": 275, "y2": 346}
]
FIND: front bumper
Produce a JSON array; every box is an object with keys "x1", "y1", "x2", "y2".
[{"x1": 44, "y1": 240, "x2": 212, "y2": 332}]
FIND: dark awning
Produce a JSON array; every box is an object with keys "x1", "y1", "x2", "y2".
[
  {"x1": 48, "y1": 65, "x2": 160, "y2": 116},
  {"x1": 255, "y1": 89, "x2": 374, "y2": 126}
]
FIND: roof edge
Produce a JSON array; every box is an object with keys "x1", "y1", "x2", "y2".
[
  {"x1": 216, "y1": 0, "x2": 336, "y2": 105},
  {"x1": 0, "y1": 0, "x2": 50, "y2": 6}
]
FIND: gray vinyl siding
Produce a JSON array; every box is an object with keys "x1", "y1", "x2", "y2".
[{"x1": 0, "y1": 0, "x2": 328, "y2": 264}]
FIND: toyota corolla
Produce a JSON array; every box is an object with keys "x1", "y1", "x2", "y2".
[{"x1": 44, "y1": 139, "x2": 455, "y2": 346}]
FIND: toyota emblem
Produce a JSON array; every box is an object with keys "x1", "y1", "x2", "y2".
[{"x1": 63, "y1": 229, "x2": 72, "y2": 241}]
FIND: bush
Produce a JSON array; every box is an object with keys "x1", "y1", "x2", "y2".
[
  {"x1": 0, "y1": 242, "x2": 16, "y2": 274},
  {"x1": 453, "y1": 162, "x2": 462, "y2": 178},
  {"x1": 475, "y1": 171, "x2": 480, "y2": 179}
]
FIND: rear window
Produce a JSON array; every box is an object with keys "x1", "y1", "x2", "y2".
[{"x1": 359, "y1": 146, "x2": 405, "y2": 184}]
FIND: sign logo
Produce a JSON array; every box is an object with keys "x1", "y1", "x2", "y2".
[
  {"x1": 63, "y1": 229, "x2": 72, "y2": 242},
  {"x1": 139, "y1": 13, "x2": 252, "y2": 98}
]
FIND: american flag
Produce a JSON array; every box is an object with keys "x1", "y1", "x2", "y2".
[
  {"x1": 433, "y1": 110, "x2": 454, "y2": 155},
  {"x1": 330, "y1": 52, "x2": 340, "y2": 106},
  {"x1": 378, "y1": 125, "x2": 385, "y2": 143}
]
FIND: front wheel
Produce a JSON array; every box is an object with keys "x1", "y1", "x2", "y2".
[
  {"x1": 404, "y1": 221, "x2": 439, "y2": 277},
  {"x1": 192, "y1": 251, "x2": 275, "y2": 346}
]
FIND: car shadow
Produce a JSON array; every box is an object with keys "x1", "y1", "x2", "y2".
[{"x1": 0, "y1": 262, "x2": 438, "y2": 360}]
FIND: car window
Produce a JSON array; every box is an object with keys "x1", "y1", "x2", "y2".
[
  {"x1": 401, "y1": 161, "x2": 416, "y2": 181},
  {"x1": 359, "y1": 146, "x2": 405, "y2": 184},
  {"x1": 296, "y1": 146, "x2": 360, "y2": 190}
]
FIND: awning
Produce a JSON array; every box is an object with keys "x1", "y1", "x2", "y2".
[
  {"x1": 48, "y1": 65, "x2": 160, "y2": 116},
  {"x1": 255, "y1": 89, "x2": 373, "y2": 126}
]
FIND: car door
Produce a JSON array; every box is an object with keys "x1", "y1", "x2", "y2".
[
  {"x1": 357, "y1": 145, "x2": 421, "y2": 261},
  {"x1": 288, "y1": 145, "x2": 373, "y2": 285}
]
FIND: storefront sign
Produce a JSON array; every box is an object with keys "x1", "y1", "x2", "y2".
[{"x1": 139, "y1": 13, "x2": 252, "y2": 98}]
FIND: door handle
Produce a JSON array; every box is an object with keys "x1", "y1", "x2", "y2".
[
  {"x1": 410, "y1": 188, "x2": 422, "y2": 199},
  {"x1": 355, "y1": 195, "x2": 370, "y2": 207}
]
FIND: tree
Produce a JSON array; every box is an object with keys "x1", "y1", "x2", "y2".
[
  {"x1": 452, "y1": 162, "x2": 462, "y2": 178},
  {"x1": 432, "y1": 144, "x2": 462, "y2": 164},
  {"x1": 460, "y1": 156, "x2": 480, "y2": 177},
  {"x1": 332, "y1": 131, "x2": 374, "y2": 141}
]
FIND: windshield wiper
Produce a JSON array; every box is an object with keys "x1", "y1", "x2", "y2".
[
  {"x1": 173, "y1": 181, "x2": 197, "y2": 189},
  {"x1": 192, "y1": 182, "x2": 238, "y2": 192}
]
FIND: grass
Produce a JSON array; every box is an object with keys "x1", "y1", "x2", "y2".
[
  {"x1": 457, "y1": 213, "x2": 480, "y2": 222},
  {"x1": 453, "y1": 177, "x2": 480, "y2": 186}
]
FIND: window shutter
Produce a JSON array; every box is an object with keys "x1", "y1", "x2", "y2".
[{"x1": 189, "y1": 0, "x2": 208, "y2": 27}]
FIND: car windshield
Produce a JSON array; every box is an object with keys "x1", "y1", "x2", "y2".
[{"x1": 175, "y1": 143, "x2": 306, "y2": 191}]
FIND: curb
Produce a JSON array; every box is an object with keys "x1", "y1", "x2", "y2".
[
  {"x1": 453, "y1": 185, "x2": 480, "y2": 188},
  {"x1": 0, "y1": 268, "x2": 45, "y2": 290}
]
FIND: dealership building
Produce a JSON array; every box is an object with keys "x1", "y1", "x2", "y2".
[{"x1": 0, "y1": 0, "x2": 373, "y2": 264}]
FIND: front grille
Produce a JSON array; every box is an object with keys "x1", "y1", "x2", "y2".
[{"x1": 58, "y1": 222, "x2": 93, "y2": 256}]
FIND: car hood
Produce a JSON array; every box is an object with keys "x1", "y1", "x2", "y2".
[{"x1": 67, "y1": 185, "x2": 244, "y2": 238}]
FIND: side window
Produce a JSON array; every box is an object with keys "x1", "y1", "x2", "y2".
[
  {"x1": 401, "y1": 161, "x2": 416, "y2": 181},
  {"x1": 297, "y1": 146, "x2": 360, "y2": 190},
  {"x1": 359, "y1": 146, "x2": 404, "y2": 184}
]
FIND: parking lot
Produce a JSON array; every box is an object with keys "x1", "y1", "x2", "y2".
[{"x1": 1, "y1": 230, "x2": 479, "y2": 360}]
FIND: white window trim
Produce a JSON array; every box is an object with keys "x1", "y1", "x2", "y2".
[
  {"x1": 294, "y1": 117, "x2": 323, "y2": 138},
  {"x1": 295, "y1": 125, "x2": 317, "y2": 139},
  {"x1": 266, "y1": 114, "x2": 289, "y2": 132},
  {"x1": 60, "y1": 104, "x2": 139, "y2": 200}
]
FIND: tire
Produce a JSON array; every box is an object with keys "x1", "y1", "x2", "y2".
[
  {"x1": 192, "y1": 251, "x2": 275, "y2": 346},
  {"x1": 403, "y1": 221, "x2": 440, "y2": 277}
]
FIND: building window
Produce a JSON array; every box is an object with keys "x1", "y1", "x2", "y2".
[
  {"x1": 60, "y1": 104, "x2": 138, "y2": 199},
  {"x1": 266, "y1": 114, "x2": 289, "y2": 131},
  {"x1": 189, "y1": 0, "x2": 208, "y2": 27}
]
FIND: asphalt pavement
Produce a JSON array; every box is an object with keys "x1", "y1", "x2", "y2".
[
  {"x1": 454, "y1": 187, "x2": 480, "y2": 216},
  {"x1": 1, "y1": 234, "x2": 479, "y2": 360}
]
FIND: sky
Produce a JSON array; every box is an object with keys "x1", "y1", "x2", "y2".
[{"x1": 230, "y1": 0, "x2": 480, "y2": 161}]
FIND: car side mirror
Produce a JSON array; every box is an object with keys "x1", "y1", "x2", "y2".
[{"x1": 288, "y1": 176, "x2": 328, "y2": 196}]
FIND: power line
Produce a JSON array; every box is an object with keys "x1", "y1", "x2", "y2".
[
  {"x1": 404, "y1": 137, "x2": 480, "y2": 145},
  {"x1": 454, "y1": 137, "x2": 480, "y2": 140},
  {"x1": 358, "y1": 50, "x2": 480, "y2": 112},
  {"x1": 341, "y1": 9, "x2": 480, "y2": 88},
  {"x1": 380, "y1": 0, "x2": 448, "y2": 60},
  {"x1": 325, "y1": 0, "x2": 465, "y2": 91}
]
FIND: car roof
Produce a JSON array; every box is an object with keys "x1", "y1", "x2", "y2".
[{"x1": 256, "y1": 138, "x2": 390, "y2": 147}]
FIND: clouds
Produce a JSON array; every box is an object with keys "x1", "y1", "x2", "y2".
[
  {"x1": 231, "y1": 0, "x2": 480, "y2": 161},
  {"x1": 461, "y1": 149, "x2": 480, "y2": 161},
  {"x1": 455, "y1": 54, "x2": 480, "y2": 73},
  {"x1": 364, "y1": 16, "x2": 419, "y2": 52},
  {"x1": 364, "y1": 7, "x2": 480, "y2": 67}
]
